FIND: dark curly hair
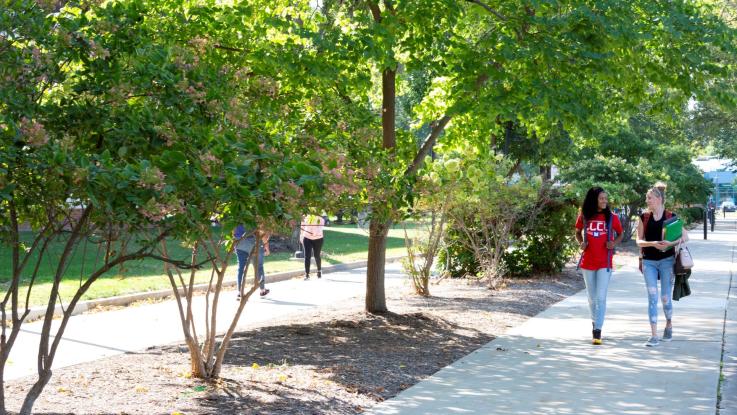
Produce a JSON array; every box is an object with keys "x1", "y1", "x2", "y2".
[{"x1": 581, "y1": 186, "x2": 612, "y2": 222}]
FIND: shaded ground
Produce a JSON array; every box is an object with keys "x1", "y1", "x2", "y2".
[{"x1": 5, "y1": 267, "x2": 584, "y2": 415}]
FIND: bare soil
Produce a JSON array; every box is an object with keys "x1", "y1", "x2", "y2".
[{"x1": 5, "y1": 267, "x2": 585, "y2": 415}]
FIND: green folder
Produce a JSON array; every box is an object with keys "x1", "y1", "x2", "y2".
[{"x1": 662, "y1": 217, "x2": 683, "y2": 248}]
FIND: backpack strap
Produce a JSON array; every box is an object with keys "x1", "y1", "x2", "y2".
[
  {"x1": 641, "y1": 210, "x2": 671, "y2": 230},
  {"x1": 606, "y1": 214, "x2": 614, "y2": 271},
  {"x1": 640, "y1": 212, "x2": 650, "y2": 260},
  {"x1": 576, "y1": 216, "x2": 587, "y2": 271}
]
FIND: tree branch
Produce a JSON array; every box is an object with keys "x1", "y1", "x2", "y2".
[
  {"x1": 404, "y1": 115, "x2": 452, "y2": 177},
  {"x1": 405, "y1": 69, "x2": 494, "y2": 178},
  {"x1": 464, "y1": 0, "x2": 507, "y2": 22},
  {"x1": 367, "y1": 1, "x2": 382, "y2": 22},
  {"x1": 47, "y1": 228, "x2": 172, "y2": 362},
  {"x1": 146, "y1": 254, "x2": 210, "y2": 269}
]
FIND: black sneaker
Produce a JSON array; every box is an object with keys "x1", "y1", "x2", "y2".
[
  {"x1": 317, "y1": 271, "x2": 322, "y2": 279},
  {"x1": 592, "y1": 329, "x2": 602, "y2": 345},
  {"x1": 259, "y1": 289, "x2": 270, "y2": 297},
  {"x1": 304, "y1": 274, "x2": 310, "y2": 280}
]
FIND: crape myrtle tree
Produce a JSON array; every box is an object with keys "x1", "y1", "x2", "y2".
[
  {"x1": 0, "y1": 0, "x2": 360, "y2": 411},
  {"x1": 149, "y1": 0, "x2": 363, "y2": 380},
  {"x1": 0, "y1": 2, "x2": 203, "y2": 412},
  {"x1": 308, "y1": 0, "x2": 737, "y2": 312}
]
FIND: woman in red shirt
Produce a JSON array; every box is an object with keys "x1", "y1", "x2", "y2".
[{"x1": 575, "y1": 187, "x2": 624, "y2": 345}]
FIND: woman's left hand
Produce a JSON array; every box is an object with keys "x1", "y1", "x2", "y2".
[{"x1": 653, "y1": 241, "x2": 671, "y2": 250}]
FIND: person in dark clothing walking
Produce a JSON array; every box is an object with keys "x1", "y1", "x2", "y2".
[
  {"x1": 234, "y1": 225, "x2": 270, "y2": 299},
  {"x1": 300, "y1": 214, "x2": 325, "y2": 280}
]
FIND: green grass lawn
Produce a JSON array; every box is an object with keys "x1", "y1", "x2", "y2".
[{"x1": 0, "y1": 223, "x2": 422, "y2": 307}]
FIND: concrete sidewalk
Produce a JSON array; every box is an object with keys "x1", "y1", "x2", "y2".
[
  {"x1": 5, "y1": 263, "x2": 408, "y2": 381},
  {"x1": 370, "y1": 220, "x2": 737, "y2": 415}
]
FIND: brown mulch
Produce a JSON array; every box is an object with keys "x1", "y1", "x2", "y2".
[{"x1": 5, "y1": 267, "x2": 584, "y2": 415}]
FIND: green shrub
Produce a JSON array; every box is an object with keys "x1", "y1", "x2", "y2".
[
  {"x1": 675, "y1": 206, "x2": 704, "y2": 225},
  {"x1": 502, "y1": 246, "x2": 532, "y2": 277},
  {"x1": 437, "y1": 224, "x2": 480, "y2": 278},
  {"x1": 438, "y1": 193, "x2": 578, "y2": 279},
  {"x1": 502, "y1": 197, "x2": 578, "y2": 278}
]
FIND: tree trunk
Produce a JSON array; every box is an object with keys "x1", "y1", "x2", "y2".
[
  {"x1": 0, "y1": 367, "x2": 5, "y2": 414},
  {"x1": 366, "y1": 220, "x2": 390, "y2": 313},
  {"x1": 187, "y1": 336, "x2": 207, "y2": 379},
  {"x1": 19, "y1": 370, "x2": 51, "y2": 415},
  {"x1": 382, "y1": 68, "x2": 396, "y2": 149},
  {"x1": 503, "y1": 121, "x2": 513, "y2": 155},
  {"x1": 540, "y1": 165, "x2": 552, "y2": 181},
  {"x1": 364, "y1": 66, "x2": 396, "y2": 314},
  {"x1": 621, "y1": 203, "x2": 639, "y2": 242},
  {"x1": 290, "y1": 224, "x2": 301, "y2": 252}
]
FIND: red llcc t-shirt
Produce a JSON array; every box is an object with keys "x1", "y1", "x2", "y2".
[{"x1": 575, "y1": 213, "x2": 623, "y2": 271}]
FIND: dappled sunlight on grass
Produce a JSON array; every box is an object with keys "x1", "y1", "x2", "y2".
[{"x1": 1, "y1": 223, "x2": 427, "y2": 306}]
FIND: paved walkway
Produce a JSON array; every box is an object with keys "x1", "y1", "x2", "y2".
[
  {"x1": 369, "y1": 219, "x2": 737, "y2": 415},
  {"x1": 5, "y1": 264, "x2": 407, "y2": 381},
  {"x1": 7, "y1": 221, "x2": 736, "y2": 414}
]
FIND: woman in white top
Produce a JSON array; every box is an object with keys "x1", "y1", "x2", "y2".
[{"x1": 300, "y1": 214, "x2": 325, "y2": 280}]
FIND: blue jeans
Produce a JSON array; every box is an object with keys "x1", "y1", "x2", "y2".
[
  {"x1": 642, "y1": 257, "x2": 675, "y2": 325},
  {"x1": 582, "y1": 268, "x2": 612, "y2": 330},
  {"x1": 236, "y1": 247, "x2": 265, "y2": 292}
]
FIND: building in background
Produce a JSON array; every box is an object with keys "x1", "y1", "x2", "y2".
[{"x1": 694, "y1": 156, "x2": 736, "y2": 205}]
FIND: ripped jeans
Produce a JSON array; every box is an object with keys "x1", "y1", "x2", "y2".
[{"x1": 642, "y1": 257, "x2": 675, "y2": 325}]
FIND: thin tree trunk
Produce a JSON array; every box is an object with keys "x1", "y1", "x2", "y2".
[
  {"x1": 366, "y1": 220, "x2": 390, "y2": 313},
  {"x1": 622, "y1": 203, "x2": 638, "y2": 242},
  {"x1": 187, "y1": 336, "x2": 206, "y2": 377},
  {"x1": 503, "y1": 121, "x2": 513, "y2": 154},
  {"x1": 20, "y1": 229, "x2": 166, "y2": 415},
  {"x1": 0, "y1": 367, "x2": 5, "y2": 415},
  {"x1": 19, "y1": 370, "x2": 52, "y2": 415}
]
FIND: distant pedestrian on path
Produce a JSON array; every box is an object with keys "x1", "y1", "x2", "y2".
[
  {"x1": 234, "y1": 225, "x2": 271, "y2": 299},
  {"x1": 636, "y1": 182, "x2": 688, "y2": 347},
  {"x1": 300, "y1": 214, "x2": 325, "y2": 280},
  {"x1": 575, "y1": 187, "x2": 624, "y2": 345}
]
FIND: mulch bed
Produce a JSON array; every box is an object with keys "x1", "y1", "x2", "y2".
[{"x1": 5, "y1": 267, "x2": 585, "y2": 415}]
